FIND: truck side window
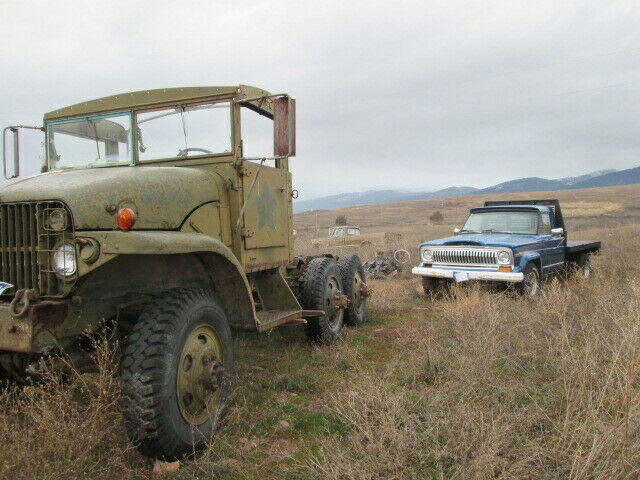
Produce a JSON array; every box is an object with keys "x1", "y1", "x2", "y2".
[
  {"x1": 241, "y1": 106, "x2": 274, "y2": 167},
  {"x1": 539, "y1": 213, "x2": 552, "y2": 235}
]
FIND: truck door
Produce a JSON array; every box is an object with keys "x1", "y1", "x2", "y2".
[
  {"x1": 241, "y1": 160, "x2": 291, "y2": 250},
  {"x1": 538, "y1": 212, "x2": 564, "y2": 273}
]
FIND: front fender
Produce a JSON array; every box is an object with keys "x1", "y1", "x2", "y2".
[
  {"x1": 76, "y1": 230, "x2": 257, "y2": 330},
  {"x1": 516, "y1": 250, "x2": 541, "y2": 271}
]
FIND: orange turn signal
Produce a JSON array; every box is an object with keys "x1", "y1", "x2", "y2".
[
  {"x1": 116, "y1": 208, "x2": 136, "y2": 231},
  {"x1": 498, "y1": 266, "x2": 512, "y2": 272}
]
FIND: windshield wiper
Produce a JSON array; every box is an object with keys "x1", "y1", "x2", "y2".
[
  {"x1": 482, "y1": 229, "x2": 510, "y2": 234},
  {"x1": 460, "y1": 229, "x2": 480, "y2": 233},
  {"x1": 85, "y1": 119, "x2": 101, "y2": 162}
]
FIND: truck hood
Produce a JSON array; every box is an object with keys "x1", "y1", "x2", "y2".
[
  {"x1": 0, "y1": 166, "x2": 221, "y2": 230},
  {"x1": 422, "y1": 233, "x2": 542, "y2": 248}
]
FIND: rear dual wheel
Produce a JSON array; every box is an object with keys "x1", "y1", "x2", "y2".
[
  {"x1": 301, "y1": 257, "x2": 345, "y2": 345},
  {"x1": 300, "y1": 255, "x2": 369, "y2": 344}
]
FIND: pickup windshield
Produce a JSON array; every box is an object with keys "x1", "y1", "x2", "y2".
[
  {"x1": 47, "y1": 112, "x2": 132, "y2": 170},
  {"x1": 462, "y1": 210, "x2": 540, "y2": 235}
]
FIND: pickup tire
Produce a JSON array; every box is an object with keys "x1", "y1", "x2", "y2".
[
  {"x1": 120, "y1": 288, "x2": 234, "y2": 460},
  {"x1": 337, "y1": 254, "x2": 367, "y2": 326},
  {"x1": 518, "y1": 264, "x2": 541, "y2": 298},
  {"x1": 301, "y1": 257, "x2": 345, "y2": 345},
  {"x1": 575, "y1": 253, "x2": 592, "y2": 278},
  {"x1": 421, "y1": 277, "x2": 451, "y2": 299}
]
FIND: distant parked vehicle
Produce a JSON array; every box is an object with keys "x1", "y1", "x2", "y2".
[
  {"x1": 412, "y1": 200, "x2": 601, "y2": 298},
  {"x1": 312, "y1": 225, "x2": 402, "y2": 249}
]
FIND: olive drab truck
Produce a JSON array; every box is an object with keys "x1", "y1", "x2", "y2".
[{"x1": 0, "y1": 86, "x2": 369, "y2": 460}]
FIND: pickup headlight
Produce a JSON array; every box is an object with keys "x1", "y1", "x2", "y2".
[
  {"x1": 496, "y1": 250, "x2": 511, "y2": 265},
  {"x1": 52, "y1": 243, "x2": 77, "y2": 277},
  {"x1": 421, "y1": 247, "x2": 434, "y2": 263}
]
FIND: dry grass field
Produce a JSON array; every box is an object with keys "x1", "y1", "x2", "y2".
[{"x1": 1, "y1": 184, "x2": 639, "y2": 480}]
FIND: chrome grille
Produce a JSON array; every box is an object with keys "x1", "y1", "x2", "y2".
[
  {"x1": 431, "y1": 247, "x2": 498, "y2": 266},
  {"x1": 0, "y1": 201, "x2": 73, "y2": 297}
]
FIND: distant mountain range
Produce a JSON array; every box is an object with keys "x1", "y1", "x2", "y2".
[{"x1": 294, "y1": 167, "x2": 640, "y2": 212}]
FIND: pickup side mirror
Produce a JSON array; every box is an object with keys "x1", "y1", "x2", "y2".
[
  {"x1": 273, "y1": 97, "x2": 296, "y2": 157},
  {"x1": 551, "y1": 227, "x2": 564, "y2": 236},
  {"x1": 453, "y1": 228, "x2": 461, "y2": 235}
]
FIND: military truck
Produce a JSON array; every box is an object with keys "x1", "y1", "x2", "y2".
[{"x1": 0, "y1": 86, "x2": 369, "y2": 460}]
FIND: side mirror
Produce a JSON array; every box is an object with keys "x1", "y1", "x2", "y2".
[
  {"x1": 2, "y1": 125, "x2": 43, "y2": 179},
  {"x1": 551, "y1": 227, "x2": 564, "y2": 236},
  {"x1": 2, "y1": 127, "x2": 20, "y2": 179},
  {"x1": 273, "y1": 97, "x2": 296, "y2": 157},
  {"x1": 453, "y1": 228, "x2": 461, "y2": 235}
]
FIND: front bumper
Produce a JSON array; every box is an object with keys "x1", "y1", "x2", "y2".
[
  {"x1": 0, "y1": 300, "x2": 68, "y2": 353},
  {"x1": 412, "y1": 266, "x2": 524, "y2": 283}
]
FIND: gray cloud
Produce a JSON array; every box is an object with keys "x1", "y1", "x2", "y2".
[{"x1": 2, "y1": 0, "x2": 640, "y2": 198}]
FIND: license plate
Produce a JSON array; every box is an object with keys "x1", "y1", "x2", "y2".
[{"x1": 453, "y1": 272, "x2": 469, "y2": 283}]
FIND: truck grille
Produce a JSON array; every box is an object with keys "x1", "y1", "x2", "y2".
[
  {"x1": 0, "y1": 201, "x2": 74, "y2": 297},
  {"x1": 432, "y1": 247, "x2": 498, "y2": 266}
]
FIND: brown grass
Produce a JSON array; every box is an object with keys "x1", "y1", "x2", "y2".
[{"x1": 1, "y1": 186, "x2": 639, "y2": 479}]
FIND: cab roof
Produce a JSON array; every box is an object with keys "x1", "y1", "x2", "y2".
[
  {"x1": 44, "y1": 85, "x2": 273, "y2": 121},
  {"x1": 471, "y1": 205, "x2": 552, "y2": 213}
]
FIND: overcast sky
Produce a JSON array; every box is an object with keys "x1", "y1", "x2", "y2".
[{"x1": 2, "y1": 0, "x2": 640, "y2": 199}]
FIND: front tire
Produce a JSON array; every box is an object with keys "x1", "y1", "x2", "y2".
[
  {"x1": 518, "y1": 264, "x2": 541, "y2": 298},
  {"x1": 421, "y1": 276, "x2": 451, "y2": 298},
  {"x1": 120, "y1": 288, "x2": 234, "y2": 460},
  {"x1": 301, "y1": 257, "x2": 345, "y2": 345}
]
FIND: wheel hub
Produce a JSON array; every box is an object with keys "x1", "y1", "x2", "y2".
[{"x1": 176, "y1": 325, "x2": 224, "y2": 425}]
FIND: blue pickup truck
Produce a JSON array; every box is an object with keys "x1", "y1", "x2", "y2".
[{"x1": 412, "y1": 200, "x2": 601, "y2": 297}]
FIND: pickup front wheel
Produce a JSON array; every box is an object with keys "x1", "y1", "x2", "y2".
[{"x1": 518, "y1": 264, "x2": 541, "y2": 299}]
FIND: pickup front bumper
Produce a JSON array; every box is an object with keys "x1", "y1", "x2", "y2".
[{"x1": 412, "y1": 266, "x2": 524, "y2": 282}]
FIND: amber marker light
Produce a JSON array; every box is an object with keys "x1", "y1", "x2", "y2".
[
  {"x1": 116, "y1": 208, "x2": 136, "y2": 231},
  {"x1": 498, "y1": 266, "x2": 512, "y2": 272}
]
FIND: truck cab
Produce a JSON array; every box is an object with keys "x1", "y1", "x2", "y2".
[{"x1": 412, "y1": 199, "x2": 600, "y2": 298}]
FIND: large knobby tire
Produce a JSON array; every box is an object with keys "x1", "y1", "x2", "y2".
[
  {"x1": 518, "y1": 263, "x2": 541, "y2": 299},
  {"x1": 120, "y1": 288, "x2": 234, "y2": 460},
  {"x1": 301, "y1": 257, "x2": 345, "y2": 345},
  {"x1": 338, "y1": 254, "x2": 367, "y2": 326}
]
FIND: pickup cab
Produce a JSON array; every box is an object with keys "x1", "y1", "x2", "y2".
[{"x1": 412, "y1": 200, "x2": 601, "y2": 297}]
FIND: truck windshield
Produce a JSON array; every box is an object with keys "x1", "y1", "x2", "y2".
[
  {"x1": 462, "y1": 210, "x2": 540, "y2": 235},
  {"x1": 47, "y1": 112, "x2": 132, "y2": 170}
]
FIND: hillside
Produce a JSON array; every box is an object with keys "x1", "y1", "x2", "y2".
[{"x1": 294, "y1": 167, "x2": 636, "y2": 212}]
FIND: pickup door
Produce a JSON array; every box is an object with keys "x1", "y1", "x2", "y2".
[{"x1": 537, "y1": 211, "x2": 565, "y2": 274}]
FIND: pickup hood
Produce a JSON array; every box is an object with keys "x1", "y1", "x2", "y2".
[
  {"x1": 0, "y1": 166, "x2": 221, "y2": 230},
  {"x1": 423, "y1": 233, "x2": 541, "y2": 249}
]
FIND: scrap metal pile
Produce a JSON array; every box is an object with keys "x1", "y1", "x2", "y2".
[{"x1": 363, "y1": 249, "x2": 411, "y2": 279}]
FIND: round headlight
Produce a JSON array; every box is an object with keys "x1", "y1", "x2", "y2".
[
  {"x1": 47, "y1": 209, "x2": 67, "y2": 231},
  {"x1": 421, "y1": 248, "x2": 434, "y2": 263},
  {"x1": 496, "y1": 250, "x2": 511, "y2": 265},
  {"x1": 52, "y1": 243, "x2": 77, "y2": 277}
]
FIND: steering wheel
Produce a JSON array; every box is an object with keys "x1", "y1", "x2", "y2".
[{"x1": 177, "y1": 147, "x2": 213, "y2": 158}]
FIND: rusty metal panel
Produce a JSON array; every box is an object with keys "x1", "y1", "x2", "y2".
[{"x1": 274, "y1": 97, "x2": 296, "y2": 157}]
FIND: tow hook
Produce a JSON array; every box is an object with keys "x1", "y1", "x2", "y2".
[{"x1": 9, "y1": 289, "x2": 39, "y2": 319}]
